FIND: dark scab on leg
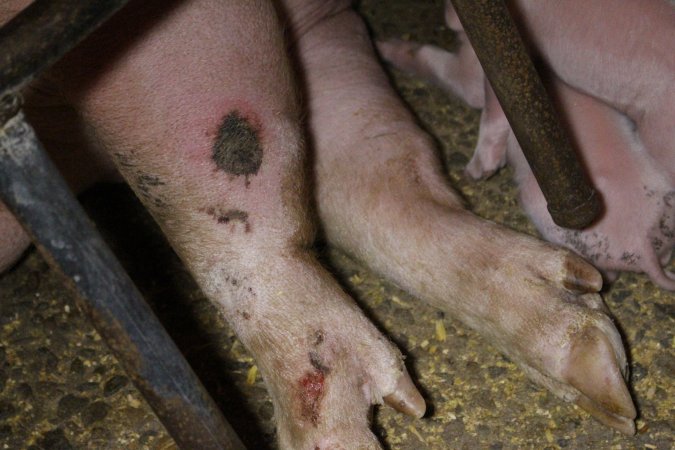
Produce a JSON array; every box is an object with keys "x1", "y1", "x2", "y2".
[
  {"x1": 652, "y1": 237, "x2": 663, "y2": 252},
  {"x1": 203, "y1": 207, "x2": 251, "y2": 232},
  {"x1": 659, "y1": 214, "x2": 674, "y2": 239},
  {"x1": 212, "y1": 111, "x2": 263, "y2": 177},
  {"x1": 313, "y1": 330, "x2": 324, "y2": 346},
  {"x1": 620, "y1": 252, "x2": 639, "y2": 266},
  {"x1": 299, "y1": 370, "x2": 326, "y2": 427},
  {"x1": 309, "y1": 351, "x2": 330, "y2": 374},
  {"x1": 216, "y1": 209, "x2": 248, "y2": 225},
  {"x1": 298, "y1": 347, "x2": 330, "y2": 427}
]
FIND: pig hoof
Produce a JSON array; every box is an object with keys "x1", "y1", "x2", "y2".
[
  {"x1": 239, "y1": 265, "x2": 426, "y2": 450},
  {"x1": 507, "y1": 252, "x2": 636, "y2": 434},
  {"x1": 383, "y1": 369, "x2": 426, "y2": 418},
  {"x1": 331, "y1": 190, "x2": 637, "y2": 433},
  {"x1": 561, "y1": 253, "x2": 604, "y2": 294},
  {"x1": 564, "y1": 327, "x2": 636, "y2": 434}
]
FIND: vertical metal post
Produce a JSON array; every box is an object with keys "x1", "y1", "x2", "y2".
[{"x1": 450, "y1": 0, "x2": 601, "y2": 229}]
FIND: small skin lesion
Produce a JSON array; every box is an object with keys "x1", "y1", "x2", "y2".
[
  {"x1": 659, "y1": 214, "x2": 674, "y2": 239},
  {"x1": 212, "y1": 111, "x2": 263, "y2": 177},
  {"x1": 313, "y1": 330, "x2": 324, "y2": 346},
  {"x1": 203, "y1": 207, "x2": 251, "y2": 232},
  {"x1": 298, "y1": 344, "x2": 331, "y2": 427},
  {"x1": 309, "y1": 351, "x2": 330, "y2": 374},
  {"x1": 298, "y1": 369, "x2": 326, "y2": 427}
]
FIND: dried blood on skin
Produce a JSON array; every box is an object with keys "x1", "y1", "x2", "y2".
[{"x1": 299, "y1": 370, "x2": 325, "y2": 426}]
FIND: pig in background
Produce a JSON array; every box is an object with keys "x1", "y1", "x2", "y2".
[
  {"x1": 378, "y1": 0, "x2": 675, "y2": 290},
  {"x1": 0, "y1": 0, "x2": 672, "y2": 448}
]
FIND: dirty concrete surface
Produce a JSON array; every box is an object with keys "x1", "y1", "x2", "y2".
[{"x1": 0, "y1": 0, "x2": 673, "y2": 449}]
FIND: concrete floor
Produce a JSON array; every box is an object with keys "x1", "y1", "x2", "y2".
[{"x1": 0, "y1": 0, "x2": 673, "y2": 449}]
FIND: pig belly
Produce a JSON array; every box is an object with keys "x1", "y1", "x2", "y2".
[{"x1": 510, "y1": 82, "x2": 675, "y2": 289}]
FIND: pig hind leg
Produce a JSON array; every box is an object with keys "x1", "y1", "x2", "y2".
[
  {"x1": 376, "y1": 4, "x2": 508, "y2": 180},
  {"x1": 375, "y1": 7, "x2": 485, "y2": 110},
  {"x1": 33, "y1": 0, "x2": 424, "y2": 448},
  {"x1": 286, "y1": 0, "x2": 636, "y2": 434}
]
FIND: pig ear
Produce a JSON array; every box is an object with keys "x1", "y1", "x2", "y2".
[{"x1": 465, "y1": 82, "x2": 510, "y2": 179}]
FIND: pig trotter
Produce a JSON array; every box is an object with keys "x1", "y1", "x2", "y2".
[{"x1": 563, "y1": 327, "x2": 636, "y2": 435}]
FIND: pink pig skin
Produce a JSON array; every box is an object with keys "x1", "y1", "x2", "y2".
[
  {"x1": 378, "y1": 0, "x2": 675, "y2": 290},
  {"x1": 0, "y1": 0, "x2": 637, "y2": 446}
]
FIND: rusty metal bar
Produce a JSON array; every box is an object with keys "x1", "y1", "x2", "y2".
[
  {"x1": 0, "y1": 0, "x2": 130, "y2": 97},
  {"x1": 450, "y1": 0, "x2": 601, "y2": 229},
  {"x1": 0, "y1": 96, "x2": 246, "y2": 449}
]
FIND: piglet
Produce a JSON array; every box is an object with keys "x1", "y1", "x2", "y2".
[
  {"x1": 0, "y1": 0, "x2": 636, "y2": 447},
  {"x1": 378, "y1": 0, "x2": 675, "y2": 290}
]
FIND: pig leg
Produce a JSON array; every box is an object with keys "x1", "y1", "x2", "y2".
[
  {"x1": 283, "y1": 0, "x2": 636, "y2": 434},
  {"x1": 0, "y1": 79, "x2": 119, "y2": 272},
  {"x1": 464, "y1": 81, "x2": 510, "y2": 180},
  {"x1": 376, "y1": 1, "x2": 507, "y2": 180},
  {"x1": 0, "y1": 203, "x2": 30, "y2": 272},
  {"x1": 375, "y1": 1, "x2": 484, "y2": 109},
  {"x1": 0, "y1": 4, "x2": 119, "y2": 273},
  {"x1": 379, "y1": 0, "x2": 675, "y2": 289},
  {"x1": 14, "y1": 0, "x2": 424, "y2": 448},
  {"x1": 0, "y1": 0, "x2": 29, "y2": 272}
]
